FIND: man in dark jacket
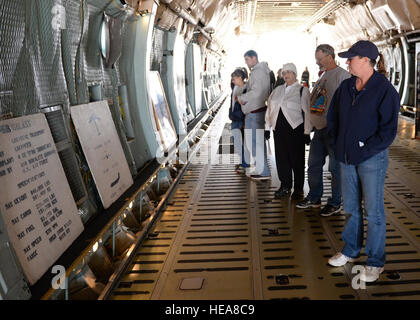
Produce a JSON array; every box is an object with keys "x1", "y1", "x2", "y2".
[
  {"x1": 269, "y1": 69, "x2": 276, "y2": 92},
  {"x1": 327, "y1": 40, "x2": 400, "y2": 283},
  {"x1": 301, "y1": 67, "x2": 310, "y2": 87},
  {"x1": 274, "y1": 68, "x2": 285, "y2": 88}
]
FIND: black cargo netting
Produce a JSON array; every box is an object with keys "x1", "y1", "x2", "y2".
[{"x1": 0, "y1": 0, "x2": 25, "y2": 115}]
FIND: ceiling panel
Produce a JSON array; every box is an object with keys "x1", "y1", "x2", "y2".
[{"x1": 236, "y1": 0, "x2": 329, "y2": 33}]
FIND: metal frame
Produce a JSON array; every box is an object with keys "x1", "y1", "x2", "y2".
[{"x1": 39, "y1": 104, "x2": 88, "y2": 205}]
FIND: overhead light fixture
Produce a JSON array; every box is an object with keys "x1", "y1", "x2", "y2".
[
  {"x1": 136, "y1": 0, "x2": 149, "y2": 16},
  {"x1": 92, "y1": 242, "x2": 99, "y2": 252},
  {"x1": 273, "y1": 2, "x2": 290, "y2": 7},
  {"x1": 137, "y1": 9, "x2": 149, "y2": 16},
  {"x1": 204, "y1": 27, "x2": 215, "y2": 34}
]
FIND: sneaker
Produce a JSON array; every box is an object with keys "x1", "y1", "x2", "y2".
[
  {"x1": 274, "y1": 187, "x2": 291, "y2": 199},
  {"x1": 328, "y1": 252, "x2": 359, "y2": 267},
  {"x1": 320, "y1": 204, "x2": 342, "y2": 217},
  {"x1": 250, "y1": 175, "x2": 271, "y2": 181},
  {"x1": 236, "y1": 165, "x2": 246, "y2": 174},
  {"x1": 360, "y1": 266, "x2": 384, "y2": 282},
  {"x1": 296, "y1": 197, "x2": 321, "y2": 209},
  {"x1": 291, "y1": 190, "x2": 304, "y2": 201},
  {"x1": 245, "y1": 168, "x2": 256, "y2": 177}
]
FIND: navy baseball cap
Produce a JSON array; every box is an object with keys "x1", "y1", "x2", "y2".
[{"x1": 338, "y1": 40, "x2": 379, "y2": 60}]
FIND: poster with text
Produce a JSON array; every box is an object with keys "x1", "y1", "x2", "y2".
[
  {"x1": 70, "y1": 101, "x2": 133, "y2": 209},
  {"x1": 0, "y1": 114, "x2": 84, "y2": 285}
]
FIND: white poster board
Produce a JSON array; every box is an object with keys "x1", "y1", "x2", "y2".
[
  {"x1": 149, "y1": 71, "x2": 177, "y2": 151},
  {"x1": 70, "y1": 101, "x2": 133, "y2": 209},
  {"x1": 174, "y1": 35, "x2": 190, "y2": 126},
  {"x1": 0, "y1": 114, "x2": 84, "y2": 285}
]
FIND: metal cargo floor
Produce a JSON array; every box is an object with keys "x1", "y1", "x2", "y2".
[{"x1": 110, "y1": 109, "x2": 420, "y2": 300}]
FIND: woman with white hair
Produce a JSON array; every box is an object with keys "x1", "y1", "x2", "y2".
[{"x1": 265, "y1": 63, "x2": 312, "y2": 199}]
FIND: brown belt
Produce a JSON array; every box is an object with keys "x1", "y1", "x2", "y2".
[{"x1": 251, "y1": 106, "x2": 267, "y2": 114}]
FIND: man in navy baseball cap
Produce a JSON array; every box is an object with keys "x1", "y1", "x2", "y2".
[{"x1": 338, "y1": 40, "x2": 379, "y2": 61}]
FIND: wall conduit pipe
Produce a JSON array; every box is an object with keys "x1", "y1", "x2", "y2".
[{"x1": 160, "y1": 0, "x2": 211, "y2": 41}]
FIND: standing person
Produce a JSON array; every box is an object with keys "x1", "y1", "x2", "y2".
[
  {"x1": 327, "y1": 40, "x2": 400, "y2": 282},
  {"x1": 265, "y1": 63, "x2": 311, "y2": 199},
  {"x1": 376, "y1": 53, "x2": 388, "y2": 76},
  {"x1": 301, "y1": 67, "x2": 310, "y2": 87},
  {"x1": 229, "y1": 68, "x2": 250, "y2": 173},
  {"x1": 275, "y1": 68, "x2": 285, "y2": 88},
  {"x1": 237, "y1": 50, "x2": 271, "y2": 181},
  {"x1": 296, "y1": 44, "x2": 350, "y2": 216},
  {"x1": 267, "y1": 64, "x2": 276, "y2": 92}
]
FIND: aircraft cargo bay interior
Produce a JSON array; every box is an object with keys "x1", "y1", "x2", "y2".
[{"x1": 1, "y1": 0, "x2": 420, "y2": 302}]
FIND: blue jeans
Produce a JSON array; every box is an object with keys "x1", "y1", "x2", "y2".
[
  {"x1": 307, "y1": 127, "x2": 341, "y2": 207},
  {"x1": 340, "y1": 149, "x2": 388, "y2": 267},
  {"x1": 244, "y1": 112, "x2": 270, "y2": 177},
  {"x1": 232, "y1": 124, "x2": 250, "y2": 167}
]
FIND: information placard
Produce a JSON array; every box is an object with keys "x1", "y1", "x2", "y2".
[
  {"x1": 70, "y1": 101, "x2": 133, "y2": 209},
  {"x1": 0, "y1": 114, "x2": 84, "y2": 285}
]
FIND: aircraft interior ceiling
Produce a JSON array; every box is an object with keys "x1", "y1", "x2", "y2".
[
  {"x1": 1, "y1": 0, "x2": 420, "y2": 301},
  {"x1": 153, "y1": 0, "x2": 420, "y2": 49}
]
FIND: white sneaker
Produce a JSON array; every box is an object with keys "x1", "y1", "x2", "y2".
[
  {"x1": 245, "y1": 168, "x2": 255, "y2": 177},
  {"x1": 360, "y1": 266, "x2": 384, "y2": 282},
  {"x1": 250, "y1": 175, "x2": 271, "y2": 181},
  {"x1": 328, "y1": 252, "x2": 359, "y2": 267}
]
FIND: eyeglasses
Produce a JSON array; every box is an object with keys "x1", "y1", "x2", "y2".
[
  {"x1": 316, "y1": 54, "x2": 330, "y2": 63},
  {"x1": 282, "y1": 70, "x2": 294, "y2": 76}
]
